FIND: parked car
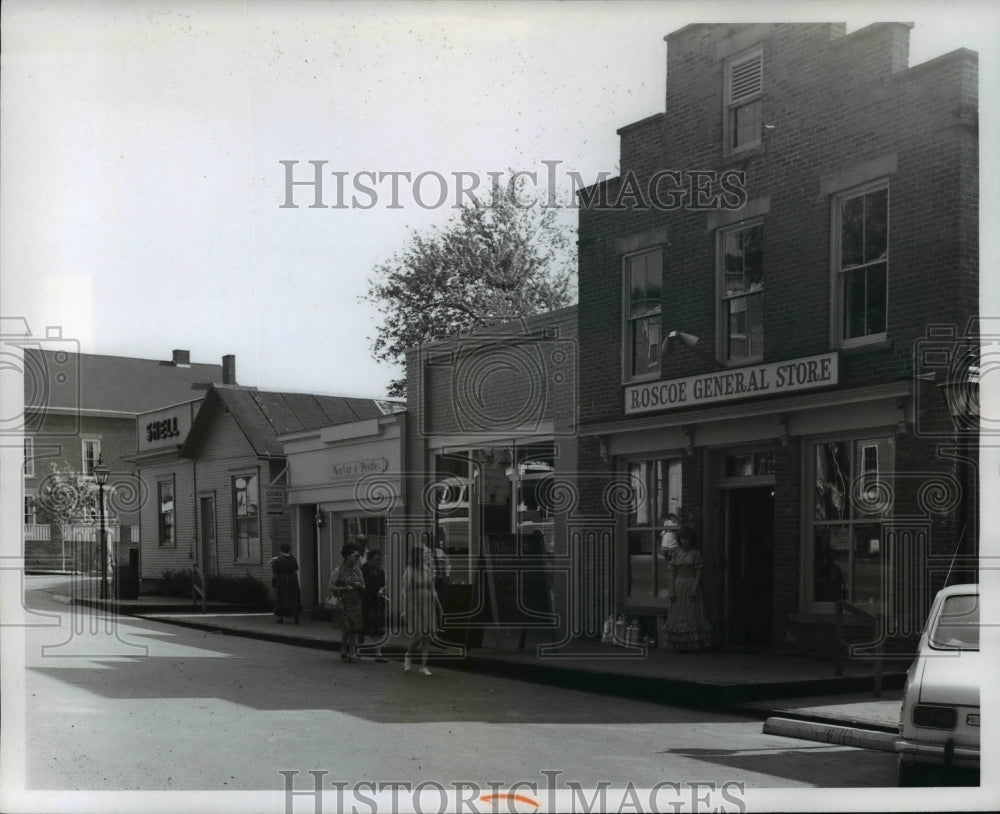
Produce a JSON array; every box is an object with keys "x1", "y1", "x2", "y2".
[{"x1": 896, "y1": 583, "x2": 980, "y2": 786}]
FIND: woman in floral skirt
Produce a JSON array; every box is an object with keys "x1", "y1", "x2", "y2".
[
  {"x1": 662, "y1": 525, "x2": 712, "y2": 651},
  {"x1": 329, "y1": 542, "x2": 365, "y2": 662}
]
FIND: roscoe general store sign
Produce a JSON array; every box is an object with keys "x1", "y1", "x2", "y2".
[{"x1": 624, "y1": 352, "x2": 838, "y2": 415}]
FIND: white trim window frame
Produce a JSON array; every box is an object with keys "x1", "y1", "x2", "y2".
[
  {"x1": 82, "y1": 438, "x2": 101, "y2": 476},
  {"x1": 24, "y1": 437, "x2": 34, "y2": 478},
  {"x1": 832, "y1": 180, "x2": 889, "y2": 348},
  {"x1": 718, "y1": 220, "x2": 764, "y2": 363},
  {"x1": 623, "y1": 248, "x2": 663, "y2": 383},
  {"x1": 724, "y1": 47, "x2": 763, "y2": 155}
]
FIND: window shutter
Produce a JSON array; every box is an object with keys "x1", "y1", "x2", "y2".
[{"x1": 729, "y1": 53, "x2": 763, "y2": 103}]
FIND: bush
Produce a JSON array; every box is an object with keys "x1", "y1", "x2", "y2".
[
  {"x1": 158, "y1": 569, "x2": 193, "y2": 597},
  {"x1": 156, "y1": 569, "x2": 268, "y2": 606},
  {"x1": 207, "y1": 573, "x2": 269, "y2": 606}
]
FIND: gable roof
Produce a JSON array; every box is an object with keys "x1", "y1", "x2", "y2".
[
  {"x1": 23, "y1": 348, "x2": 224, "y2": 414},
  {"x1": 179, "y1": 384, "x2": 403, "y2": 458}
]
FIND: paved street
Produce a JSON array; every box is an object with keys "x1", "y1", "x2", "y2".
[{"x1": 8, "y1": 575, "x2": 903, "y2": 806}]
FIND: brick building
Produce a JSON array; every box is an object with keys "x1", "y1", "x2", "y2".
[
  {"x1": 575, "y1": 23, "x2": 977, "y2": 653},
  {"x1": 404, "y1": 306, "x2": 578, "y2": 645}
]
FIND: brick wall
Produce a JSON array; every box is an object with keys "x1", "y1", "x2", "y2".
[
  {"x1": 577, "y1": 22, "x2": 978, "y2": 649},
  {"x1": 580, "y1": 24, "x2": 977, "y2": 429}
]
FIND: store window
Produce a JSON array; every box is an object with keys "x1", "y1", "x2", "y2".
[
  {"x1": 719, "y1": 222, "x2": 764, "y2": 362},
  {"x1": 725, "y1": 48, "x2": 763, "y2": 153},
  {"x1": 834, "y1": 182, "x2": 888, "y2": 345},
  {"x1": 158, "y1": 478, "x2": 175, "y2": 547},
  {"x1": 624, "y1": 249, "x2": 662, "y2": 381},
  {"x1": 810, "y1": 437, "x2": 894, "y2": 606},
  {"x1": 233, "y1": 473, "x2": 260, "y2": 563},
  {"x1": 344, "y1": 516, "x2": 387, "y2": 552},
  {"x1": 626, "y1": 457, "x2": 682, "y2": 601}
]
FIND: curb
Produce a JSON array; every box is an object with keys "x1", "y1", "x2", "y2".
[
  {"x1": 126, "y1": 610, "x2": 899, "y2": 732},
  {"x1": 763, "y1": 716, "x2": 899, "y2": 752}
]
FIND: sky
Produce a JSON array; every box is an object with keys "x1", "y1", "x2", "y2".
[{"x1": 2, "y1": 0, "x2": 998, "y2": 399}]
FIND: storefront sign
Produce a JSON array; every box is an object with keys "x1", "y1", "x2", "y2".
[
  {"x1": 137, "y1": 403, "x2": 196, "y2": 451},
  {"x1": 624, "y1": 352, "x2": 838, "y2": 415},
  {"x1": 265, "y1": 486, "x2": 287, "y2": 514},
  {"x1": 325, "y1": 457, "x2": 389, "y2": 481}
]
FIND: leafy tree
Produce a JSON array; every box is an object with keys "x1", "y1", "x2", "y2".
[
  {"x1": 363, "y1": 178, "x2": 576, "y2": 396},
  {"x1": 34, "y1": 463, "x2": 100, "y2": 526}
]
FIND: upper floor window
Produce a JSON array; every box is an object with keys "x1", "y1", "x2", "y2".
[
  {"x1": 82, "y1": 439, "x2": 101, "y2": 475},
  {"x1": 624, "y1": 249, "x2": 662, "y2": 381},
  {"x1": 24, "y1": 437, "x2": 34, "y2": 478},
  {"x1": 719, "y1": 222, "x2": 764, "y2": 362},
  {"x1": 725, "y1": 49, "x2": 763, "y2": 153},
  {"x1": 834, "y1": 183, "x2": 888, "y2": 345}
]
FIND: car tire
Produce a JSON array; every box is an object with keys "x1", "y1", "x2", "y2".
[{"x1": 897, "y1": 757, "x2": 926, "y2": 787}]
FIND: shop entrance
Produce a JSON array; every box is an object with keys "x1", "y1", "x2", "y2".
[{"x1": 723, "y1": 486, "x2": 774, "y2": 648}]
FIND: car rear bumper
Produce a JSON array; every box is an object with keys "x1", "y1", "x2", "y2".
[{"x1": 896, "y1": 738, "x2": 980, "y2": 768}]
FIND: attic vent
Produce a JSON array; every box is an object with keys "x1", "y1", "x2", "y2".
[{"x1": 728, "y1": 53, "x2": 762, "y2": 103}]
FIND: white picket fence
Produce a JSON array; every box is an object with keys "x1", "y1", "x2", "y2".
[
  {"x1": 24, "y1": 524, "x2": 51, "y2": 541},
  {"x1": 23, "y1": 523, "x2": 132, "y2": 572}
]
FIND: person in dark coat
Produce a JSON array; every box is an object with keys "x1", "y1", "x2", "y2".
[
  {"x1": 269, "y1": 542, "x2": 301, "y2": 624},
  {"x1": 359, "y1": 548, "x2": 389, "y2": 662}
]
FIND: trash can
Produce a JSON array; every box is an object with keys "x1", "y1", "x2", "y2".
[{"x1": 114, "y1": 548, "x2": 140, "y2": 599}]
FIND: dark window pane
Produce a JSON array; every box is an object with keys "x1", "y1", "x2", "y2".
[
  {"x1": 866, "y1": 264, "x2": 887, "y2": 334},
  {"x1": 630, "y1": 272, "x2": 645, "y2": 314},
  {"x1": 743, "y1": 226, "x2": 764, "y2": 287},
  {"x1": 843, "y1": 268, "x2": 867, "y2": 338},
  {"x1": 647, "y1": 252, "x2": 662, "y2": 302},
  {"x1": 814, "y1": 527, "x2": 848, "y2": 601},
  {"x1": 864, "y1": 189, "x2": 888, "y2": 263},
  {"x1": 852, "y1": 524, "x2": 883, "y2": 603},
  {"x1": 746, "y1": 292, "x2": 764, "y2": 356},
  {"x1": 840, "y1": 196, "x2": 864, "y2": 267},
  {"x1": 628, "y1": 530, "x2": 655, "y2": 598}
]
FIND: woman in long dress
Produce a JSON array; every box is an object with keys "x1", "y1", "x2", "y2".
[
  {"x1": 662, "y1": 526, "x2": 712, "y2": 651},
  {"x1": 329, "y1": 542, "x2": 365, "y2": 662},
  {"x1": 400, "y1": 545, "x2": 442, "y2": 675},
  {"x1": 269, "y1": 542, "x2": 301, "y2": 624}
]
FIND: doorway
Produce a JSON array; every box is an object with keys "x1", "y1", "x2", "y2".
[
  {"x1": 199, "y1": 495, "x2": 217, "y2": 577},
  {"x1": 723, "y1": 486, "x2": 774, "y2": 648}
]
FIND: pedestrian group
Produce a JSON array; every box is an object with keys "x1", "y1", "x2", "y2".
[{"x1": 324, "y1": 535, "x2": 446, "y2": 674}]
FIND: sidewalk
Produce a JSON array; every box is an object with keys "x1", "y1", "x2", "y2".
[{"x1": 93, "y1": 597, "x2": 906, "y2": 739}]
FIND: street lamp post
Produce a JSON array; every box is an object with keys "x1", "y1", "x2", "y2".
[{"x1": 94, "y1": 457, "x2": 111, "y2": 600}]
